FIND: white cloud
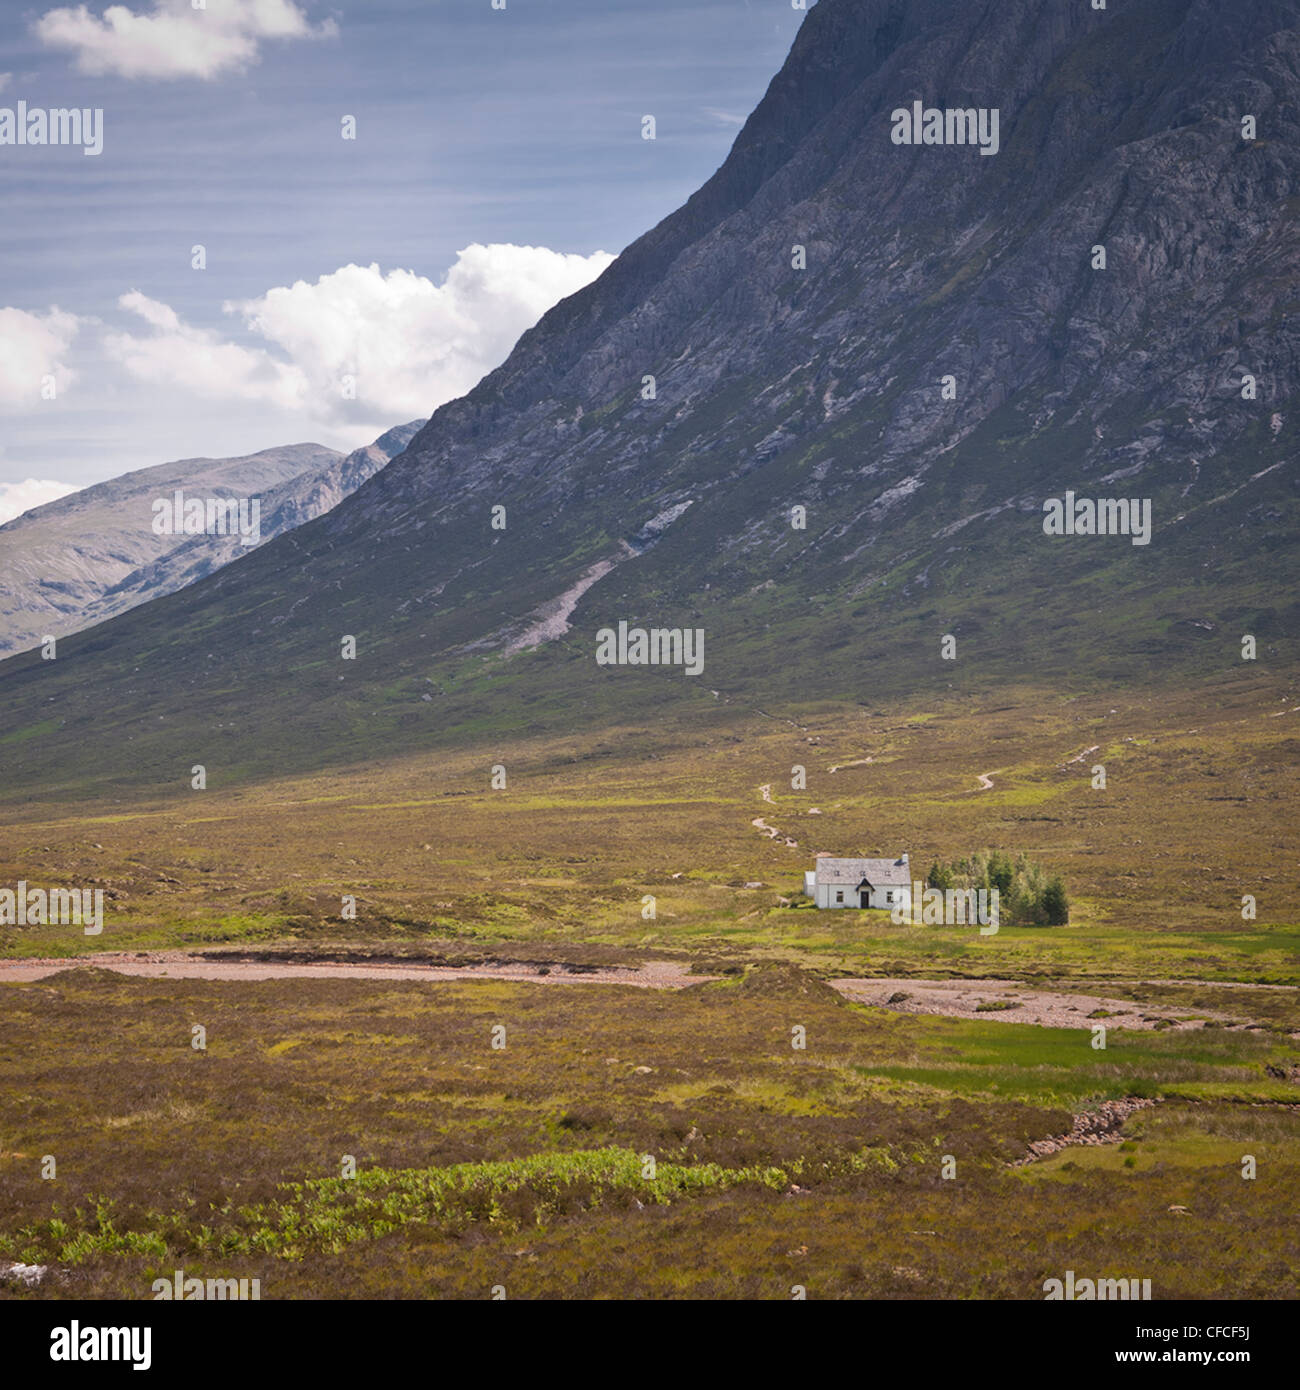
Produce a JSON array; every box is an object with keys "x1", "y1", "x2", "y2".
[
  {"x1": 0, "y1": 477, "x2": 79, "y2": 525},
  {"x1": 0, "y1": 74, "x2": 11, "y2": 93},
  {"x1": 33, "y1": 0, "x2": 336, "y2": 81},
  {"x1": 0, "y1": 306, "x2": 82, "y2": 408},
  {"x1": 105, "y1": 290, "x2": 309, "y2": 409},
  {"x1": 106, "y1": 244, "x2": 615, "y2": 424},
  {"x1": 231, "y1": 246, "x2": 615, "y2": 418}
]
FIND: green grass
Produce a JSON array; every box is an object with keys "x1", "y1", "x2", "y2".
[{"x1": 856, "y1": 1014, "x2": 1298, "y2": 1107}]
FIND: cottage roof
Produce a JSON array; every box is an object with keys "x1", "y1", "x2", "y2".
[{"x1": 813, "y1": 855, "x2": 910, "y2": 887}]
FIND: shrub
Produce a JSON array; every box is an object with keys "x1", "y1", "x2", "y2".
[
  {"x1": 1041, "y1": 876, "x2": 1069, "y2": 925},
  {"x1": 923, "y1": 850, "x2": 1069, "y2": 926},
  {"x1": 926, "y1": 861, "x2": 953, "y2": 891}
]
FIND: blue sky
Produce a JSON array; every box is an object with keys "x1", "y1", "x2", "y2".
[{"x1": 0, "y1": 0, "x2": 804, "y2": 512}]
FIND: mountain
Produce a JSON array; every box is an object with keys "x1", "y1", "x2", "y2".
[
  {"x1": 0, "y1": 442, "x2": 337, "y2": 658},
  {"x1": 0, "y1": 424, "x2": 421, "y2": 658},
  {"x1": 1, "y1": 0, "x2": 1297, "y2": 797},
  {"x1": 76, "y1": 421, "x2": 424, "y2": 637}
]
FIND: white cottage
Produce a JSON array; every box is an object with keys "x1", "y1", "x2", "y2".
[{"x1": 803, "y1": 855, "x2": 912, "y2": 911}]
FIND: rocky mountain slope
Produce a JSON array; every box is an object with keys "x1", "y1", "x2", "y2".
[
  {"x1": 0, "y1": 424, "x2": 421, "y2": 658},
  {"x1": 1, "y1": 0, "x2": 1296, "y2": 795}
]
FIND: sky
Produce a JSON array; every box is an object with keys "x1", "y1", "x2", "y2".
[{"x1": 0, "y1": 0, "x2": 806, "y2": 518}]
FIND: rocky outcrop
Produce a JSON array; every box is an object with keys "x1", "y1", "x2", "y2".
[
  {"x1": 1012, "y1": 1097, "x2": 1159, "y2": 1165},
  {"x1": 0, "y1": 1260, "x2": 51, "y2": 1288}
]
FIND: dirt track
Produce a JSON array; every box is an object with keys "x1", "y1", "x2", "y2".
[{"x1": 0, "y1": 952, "x2": 701, "y2": 989}]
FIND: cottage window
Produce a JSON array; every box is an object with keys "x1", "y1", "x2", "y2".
[{"x1": 835, "y1": 891, "x2": 844, "y2": 904}]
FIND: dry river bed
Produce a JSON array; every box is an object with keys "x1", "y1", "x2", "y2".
[{"x1": 1, "y1": 951, "x2": 1283, "y2": 1031}]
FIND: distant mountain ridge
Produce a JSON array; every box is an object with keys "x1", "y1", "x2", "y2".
[
  {"x1": 0, "y1": 423, "x2": 422, "y2": 658},
  {"x1": 77, "y1": 421, "x2": 424, "y2": 639},
  {"x1": 1, "y1": 0, "x2": 1296, "y2": 795}
]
